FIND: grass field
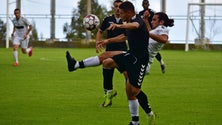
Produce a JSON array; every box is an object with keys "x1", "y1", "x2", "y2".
[{"x1": 0, "y1": 48, "x2": 222, "y2": 125}]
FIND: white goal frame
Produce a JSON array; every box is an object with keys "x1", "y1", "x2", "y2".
[{"x1": 185, "y1": 3, "x2": 222, "y2": 51}]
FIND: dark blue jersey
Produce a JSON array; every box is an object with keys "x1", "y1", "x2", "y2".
[
  {"x1": 139, "y1": 9, "x2": 155, "y2": 29},
  {"x1": 100, "y1": 15, "x2": 127, "y2": 51},
  {"x1": 125, "y1": 14, "x2": 149, "y2": 58}
]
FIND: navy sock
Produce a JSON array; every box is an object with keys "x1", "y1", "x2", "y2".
[
  {"x1": 103, "y1": 68, "x2": 114, "y2": 93},
  {"x1": 155, "y1": 52, "x2": 162, "y2": 62},
  {"x1": 79, "y1": 61, "x2": 85, "y2": 68},
  {"x1": 136, "y1": 91, "x2": 152, "y2": 114}
]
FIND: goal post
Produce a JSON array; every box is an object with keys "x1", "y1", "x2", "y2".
[{"x1": 185, "y1": 3, "x2": 222, "y2": 51}]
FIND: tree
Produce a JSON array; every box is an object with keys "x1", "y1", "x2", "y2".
[
  {"x1": 0, "y1": 18, "x2": 6, "y2": 41},
  {"x1": 63, "y1": 0, "x2": 108, "y2": 41},
  {"x1": 30, "y1": 21, "x2": 39, "y2": 41},
  {"x1": 63, "y1": 9, "x2": 79, "y2": 42}
]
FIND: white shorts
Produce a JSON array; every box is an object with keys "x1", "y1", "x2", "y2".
[{"x1": 13, "y1": 36, "x2": 29, "y2": 48}]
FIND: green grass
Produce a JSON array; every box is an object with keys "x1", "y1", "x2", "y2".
[{"x1": 0, "y1": 48, "x2": 222, "y2": 125}]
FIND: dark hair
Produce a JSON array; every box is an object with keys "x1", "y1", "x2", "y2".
[
  {"x1": 114, "y1": 0, "x2": 123, "y2": 3},
  {"x1": 155, "y1": 12, "x2": 174, "y2": 27},
  {"x1": 142, "y1": 0, "x2": 149, "y2": 5},
  {"x1": 119, "y1": 1, "x2": 135, "y2": 13},
  {"x1": 14, "y1": 8, "x2": 20, "y2": 12}
]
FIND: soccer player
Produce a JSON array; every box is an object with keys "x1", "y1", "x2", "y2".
[
  {"x1": 96, "y1": 0, "x2": 127, "y2": 107},
  {"x1": 11, "y1": 8, "x2": 33, "y2": 66},
  {"x1": 143, "y1": 11, "x2": 174, "y2": 74},
  {"x1": 139, "y1": 0, "x2": 155, "y2": 29},
  {"x1": 139, "y1": 0, "x2": 166, "y2": 74},
  {"x1": 96, "y1": 1, "x2": 155, "y2": 125}
]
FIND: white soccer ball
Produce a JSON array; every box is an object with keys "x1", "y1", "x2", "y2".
[{"x1": 83, "y1": 14, "x2": 100, "y2": 31}]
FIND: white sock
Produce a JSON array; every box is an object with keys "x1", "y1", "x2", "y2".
[
  {"x1": 26, "y1": 48, "x2": 31, "y2": 53},
  {"x1": 83, "y1": 56, "x2": 100, "y2": 67},
  {"x1": 145, "y1": 63, "x2": 151, "y2": 74},
  {"x1": 105, "y1": 89, "x2": 112, "y2": 94},
  {"x1": 131, "y1": 121, "x2": 139, "y2": 125},
  {"x1": 147, "y1": 111, "x2": 154, "y2": 117},
  {"x1": 13, "y1": 51, "x2": 19, "y2": 63},
  {"x1": 160, "y1": 59, "x2": 164, "y2": 65},
  {"x1": 74, "y1": 61, "x2": 79, "y2": 68},
  {"x1": 129, "y1": 99, "x2": 139, "y2": 117}
]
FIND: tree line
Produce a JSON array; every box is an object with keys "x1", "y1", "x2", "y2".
[{"x1": 0, "y1": 0, "x2": 109, "y2": 42}]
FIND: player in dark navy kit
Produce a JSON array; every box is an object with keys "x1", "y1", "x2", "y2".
[
  {"x1": 96, "y1": 0, "x2": 127, "y2": 107},
  {"x1": 97, "y1": 1, "x2": 155, "y2": 125},
  {"x1": 65, "y1": 0, "x2": 126, "y2": 107},
  {"x1": 139, "y1": 0, "x2": 166, "y2": 74},
  {"x1": 139, "y1": 0, "x2": 155, "y2": 29}
]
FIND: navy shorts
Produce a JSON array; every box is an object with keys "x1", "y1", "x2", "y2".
[{"x1": 112, "y1": 52, "x2": 148, "y2": 88}]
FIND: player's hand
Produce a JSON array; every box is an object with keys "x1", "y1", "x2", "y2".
[
  {"x1": 96, "y1": 40, "x2": 102, "y2": 53},
  {"x1": 107, "y1": 23, "x2": 120, "y2": 30},
  {"x1": 96, "y1": 40, "x2": 109, "y2": 53},
  {"x1": 96, "y1": 40, "x2": 105, "y2": 53},
  {"x1": 11, "y1": 33, "x2": 14, "y2": 37},
  {"x1": 143, "y1": 10, "x2": 150, "y2": 19},
  {"x1": 23, "y1": 34, "x2": 28, "y2": 39}
]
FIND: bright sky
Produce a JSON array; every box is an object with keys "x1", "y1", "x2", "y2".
[{"x1": 0, "y1": 0, "x2": 222, "y2": 43}]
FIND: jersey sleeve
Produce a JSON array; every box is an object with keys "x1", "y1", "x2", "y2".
[
  {"x1": 22, "y1": 17, "x2": 31, "y2": 26},
  {"x1": 99, "y1": 17, "x2": 109, "y2": 31},
  {"x1": 156, "y1": 26, "x2": 169, "y2": 35}
]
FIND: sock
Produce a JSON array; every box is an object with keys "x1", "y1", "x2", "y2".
[
  {"x1": 155, "y1": 53, "x2": 164, "y2": 65},
  {"x1": 136, "y1": 91, "x2": 152, "y2": 114},
  {"x1": 155, "y1": 53, "x2": 161, "y2": 62},
  {"x1": 131, "y1": 120, "x2": 139, "y2": 125},
  {"x1": 74, "y1": 61, "x2": 80, "y2": 69},
  {"x1": 13, "y1": 50, "x2": 19, "y2": 63},
  {"x1": 146, "y1": 63, "x2": 151, "y2": 74},
  {"x1": 26, "y1": 48, "x2": 31, "y2": 53},
  {"x1": 147, "y1": 111, "x2": 154, "y2": 117},
  {"x1": 160, "y1": 59, "x2": 164, "y2": 65},
  {"x1": 103, "y1": 68, "x2": 114, "y2": 94},
  {"x1": 129, "y1": 100, "x2": 139, "y2": 124},
  {"x1": 105, "y1": 90, "x2": 112, "y2": 94},
  {"x1": 78, "y1": 56, "x2": 100, "y2": 69}
]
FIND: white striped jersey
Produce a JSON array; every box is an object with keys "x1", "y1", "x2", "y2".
[
  {"x1": 148, "y1": 25, "x2": 169, "y2": 63},
  {"x1": 12, "y1": 16, "x2": 31, "y2": 37}
]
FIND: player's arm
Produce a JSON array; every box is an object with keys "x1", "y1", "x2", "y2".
[
  {"x1": 11, "y1": 26, "x2": 16, "y2": 37},
  {"x1": 104, "y1": 34, "x2": 126, "y2": 44},
  {"x1": 95, "y1": 29, "x2": 103, "y2": 53},
  {"x1": 150, "y1": 33, "x2": 168, "y2": 43},
  {"x1": 143, "y1": 10, "x2": 152, "y2": 31},
  {"x1": 24, "y1": 24, "x2": 32, "y2": 39},
  {"x1": 96, "y1": 34, "x2": 127, "y2": 52},
  {"x1": 108, "y1": 22, "x2": 139, "y2": 30}
]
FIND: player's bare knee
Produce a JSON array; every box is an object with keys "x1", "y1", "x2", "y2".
[
  {"x1": 13, "y1": 46, "x2": 18, "y2": 51},
  {"x1": 21, "y1": 48, "x2": 26, "y2": 54}
]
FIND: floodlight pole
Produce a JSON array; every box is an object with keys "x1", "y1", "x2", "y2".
[
  {"x1": 6, "y1": 0, "x2": 10, "y2": 48},
  {"x1": 86, "y1": 0, "x2": 91, "y2": 42},
  {"x1": 16, "y1": 0, "x2": 21, "y2": 9},
  {"x1": 50, "y1": 0, "x2": 56, "y2": 40},
  {"x1": 161, "y1": 0, "x2": 166, "y2": 13},
  {"x1": 200, "y1": 0, "x2": 205, "y2": 43}
]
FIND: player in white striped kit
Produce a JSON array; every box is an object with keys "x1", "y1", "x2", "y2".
[
  {"x1": 11, "y1": 8, "x2": 33, "y2": 66},
  {"x1": 143, "y1": 11, "x2": 174, "y2": 74}
]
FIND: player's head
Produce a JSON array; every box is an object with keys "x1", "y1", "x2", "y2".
[
  {"x1": 14, "y1": 8, "x2": 21, "y2": 19},
  {"x1": 142, "y1": 0, "x2": 150, "y2": 10},
  {"x1": 119, "y1": 1, "x2": 135, "y2": 22},
  {"x1": 113, "y1": 0, "x2": 123, "y2": 17},
  {"x1": 151, "y1": 12, "x2": 174, "y2": 29}
]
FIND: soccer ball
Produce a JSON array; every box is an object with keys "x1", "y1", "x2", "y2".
[{"x1": 83, "y1": 14, "x2": 100, "y2": 31}]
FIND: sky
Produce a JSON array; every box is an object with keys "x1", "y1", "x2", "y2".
[{"x1": 0, "y1": 0, "x2": 222, "y2": 44}]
